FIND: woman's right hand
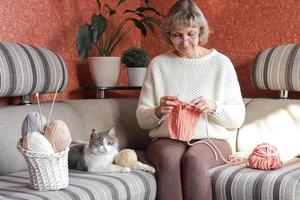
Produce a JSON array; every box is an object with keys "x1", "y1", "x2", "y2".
[{"x1": 155, "y1": 96, "x2": 179, "y2": 119}]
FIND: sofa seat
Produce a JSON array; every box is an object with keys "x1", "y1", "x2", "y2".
[
  {"x1": 0, "y1": 170, "x2": 156, "y2": 200},
  {"x1": 209, "y1": 158, "x2": 300, "y2": 200}
]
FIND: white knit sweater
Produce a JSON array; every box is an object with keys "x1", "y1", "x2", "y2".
[{"x1": 136, "y1": 49, "x2": 245, "y2": 140}]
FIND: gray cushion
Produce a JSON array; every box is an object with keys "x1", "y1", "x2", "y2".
[
  {"x1": 252, "y1": 44, "x2": 300, "y2": 91},
  {"x1": 0, "y1": 42, "x2": 68, "y2": 97},
  {"x1": 0, "y1": 170, "x2": 156, "y2": 200},
  {"x1": 209, "y1": 159, "x2": 300, "y2": 200}
]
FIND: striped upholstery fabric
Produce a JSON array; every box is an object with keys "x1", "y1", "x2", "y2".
[
  {"x1": 0, "y1": 42, "x2": 68, "y2": 97},
  {"x1": 0, "y1": 170, "x2": 156, "y2": 200},
  {"x1": 252, "y1": 44, "x2": 300, "y2": 91},
  {"x1": 209, "y1": 159, "x2": 300, "y2": 200}
]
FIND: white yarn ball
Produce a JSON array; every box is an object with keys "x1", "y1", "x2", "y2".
[{"x1": 22, "y1": 132, "x2": 54, "y2": 154}]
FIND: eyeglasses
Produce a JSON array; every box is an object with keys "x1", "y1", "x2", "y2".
[{"x1": 170, "y1": 32, "x2": 199, "y2": 45}]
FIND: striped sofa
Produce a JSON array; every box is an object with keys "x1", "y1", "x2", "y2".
[{"x1": 1, "y1": 42, "x2": 300, "y2": 200}]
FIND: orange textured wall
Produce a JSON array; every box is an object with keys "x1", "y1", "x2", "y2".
[
  {"x1": 1, "y1": 0, "x2": 300, "y2": 106},
  {"x1": 0, "y1": 0, "x2": 141, "y2": 106}
]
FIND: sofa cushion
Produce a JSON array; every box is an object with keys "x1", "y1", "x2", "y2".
[
  {"x1": 209, "y1": 159, "x2": 300, "y2": 200},
  {"x1": 66, "y1": 99, "x2": 151, "y2": 150},
  {"x1": 252, "y1": 43, "x2": 300, "y2": 91},
  {"x1": 0, "y1": 42, "x2": 67, "y2": 97},
  {"x1": 0, "y1": 170, "x2": 156, "y2": 200},
  {"x1": 237, "y1": 98, "x2": 300, "y2": 162}
]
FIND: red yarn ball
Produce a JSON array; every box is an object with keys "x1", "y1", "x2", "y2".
[{"x1": 247, "y1": 143, "x2": 282, "y2": 170}]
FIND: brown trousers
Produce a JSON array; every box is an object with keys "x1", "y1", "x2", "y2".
[{"x1": 147, "y1": 138, "x2": 232, "y2": 200}]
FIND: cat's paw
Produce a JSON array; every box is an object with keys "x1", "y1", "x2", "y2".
[{"x1": 122, "y1": 167, "x2": 131, "y2": 173}]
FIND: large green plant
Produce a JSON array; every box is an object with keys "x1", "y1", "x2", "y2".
[{"x1": 76, "y1": 0, "x2": 163, "y2": 59}]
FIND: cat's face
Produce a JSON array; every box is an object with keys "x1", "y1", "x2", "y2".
[{"x1": 89, "y1": 127, "x2": 118, "y2": 154}]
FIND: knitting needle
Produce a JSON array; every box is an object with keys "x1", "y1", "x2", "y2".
[
  {"x1": 47, "y1": 78, "x2": 62, "y2": 123},
  {"x1": 158, "y1": 114, "x2": 167, "y2": 125},
  {"x1": 158, "y1": 93, "x2": 181, "y2": 125},
  {"x1": 35, "y1": 93, "x2": 44, "y2": 129}
]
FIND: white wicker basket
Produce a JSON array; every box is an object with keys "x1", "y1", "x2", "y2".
[{"x1": 17, "y1": 140, "x2": 69, "y2": 191}]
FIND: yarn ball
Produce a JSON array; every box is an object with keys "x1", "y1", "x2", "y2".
[
  {"x1": 44, "y1": 120, "x2": 72, "y2": 153},
  {"x1": 247, "y1": 143, "x2": 282, "y2": 170},
  {"x1": 115, "y1": 149, "x2": 137, "y2": 168},
  {"x1": 168, "y1": 100, "x2": 202, "y2": 141},
  {"x1": 22, "y1": 132, "x2": 55, "y2": 154},
  {"x1": 21, "y1": 112, "x2": 47, "y2": 137}
]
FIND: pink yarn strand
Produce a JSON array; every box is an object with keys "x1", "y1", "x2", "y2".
[{"x1": 167, "y1": 100, "x2": 282, "y2": 169}]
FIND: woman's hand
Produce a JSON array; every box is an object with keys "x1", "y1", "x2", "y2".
[
  {"x1": 190, "y1": 96, "x2": 216, "y2": 114},
  {"x1": 155, "y1": 96, "x2": 179, "y2": 119}
]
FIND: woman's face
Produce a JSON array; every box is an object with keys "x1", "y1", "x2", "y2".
[{"x1": 170, "y1": 26, "x2": 200, "y2": 57}]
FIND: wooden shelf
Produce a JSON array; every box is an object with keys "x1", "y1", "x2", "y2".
[{"x1": 85, "y1": 86, "x2": 142, "y2": 99}]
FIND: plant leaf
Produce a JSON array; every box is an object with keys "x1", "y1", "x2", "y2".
[
  {"x1": 136, "y1": 7, "x2": 163, "y2": 16},
  {"x1": 96, "y1": 0, "x2": 101, "y2": 12},
  {"x1": 91, "y1": 14, "x2": 107, "y2": 44},
  {"x1": 123, "y1": 9, "x2": 135, "y2": 14},
  {"x1": 105, "y1": 4, "x2": 116, "y2": 16},
  {"x1": 76, "y1": 24, "x2": 93, "y2": 60},
  {"x1": 143, "y1": 21, "x2": 155, "y2": 33},
  {"x1": 117, "y1": 0, "x2": 126, "y2": 7},
  {"x1": 144, "y1": 16, "x2": 161, "y2": 26},
  {"x1": 128, "y1": 18, "x2": 147, "y2": 36}
]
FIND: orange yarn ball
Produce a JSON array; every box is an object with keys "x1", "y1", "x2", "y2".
[{"x1": 247, "y1": 143, "x2": 282, "y2": 170}]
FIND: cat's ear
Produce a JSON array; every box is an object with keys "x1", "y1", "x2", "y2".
[
  {"x1": 108, "y1": 127, "x2": 116, "y2": 137},
  {"x1": 91, "y1": 128, "x2": 98, "y2": 138}
]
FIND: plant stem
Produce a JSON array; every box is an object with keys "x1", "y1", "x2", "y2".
[
  {"x1": 95, "y1": 43, "x2": 101, "y2": 56},
  {"x1": 108, "y1": 24, "x2": 134, "y2": 55}
]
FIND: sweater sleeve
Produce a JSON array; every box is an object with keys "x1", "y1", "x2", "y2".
[
  {"x1": 136, "y1": 60, "x2": 160, "y2": 129},
  {"x1": 209, "y1": 58, "x2": 245, "y2": 129}
]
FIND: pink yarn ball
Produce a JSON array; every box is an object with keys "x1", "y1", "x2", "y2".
[{"x1": 247, "y1": 143, "x2": 282, "y2": 170}]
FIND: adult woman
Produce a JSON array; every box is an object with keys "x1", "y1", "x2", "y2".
[{"x1": 136, "y1": 0, "x2": 245, "y2": 199}]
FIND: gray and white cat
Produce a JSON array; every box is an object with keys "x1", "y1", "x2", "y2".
[
  {"x1": 68, "y1": 127, "x2": 131, "y2": 173},
  {"x1": 68, "y1": 127, "x2": 155, "y2": 173}
]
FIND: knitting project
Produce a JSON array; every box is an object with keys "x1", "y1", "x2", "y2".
[
  {"x1": 168, "y1": 100, "x2": 202, "y2": 141},
  {"x1": 167, "y1": 100, "x2": 243, "y2": 165}
]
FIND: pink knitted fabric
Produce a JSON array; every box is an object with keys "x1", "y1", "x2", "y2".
[
  {"x1": 247, "y1": 143, "x2": 282, "y2": 170},
  {"x1": 168, "y1": 100, "x2": 202, "y2": 141}
]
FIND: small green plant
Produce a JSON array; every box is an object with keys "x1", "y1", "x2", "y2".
[
  {"x1": 76, "y1": 0, "x2": 163, "y2": 59},
  {"x1": 121, "y1": 47, "x2": 148, "y2": 68}
]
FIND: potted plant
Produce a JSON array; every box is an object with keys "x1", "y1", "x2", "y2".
[
  {"x1": 76, "y1": 0, "x2": 163, "y2": 87},
  {"x1": 121, "y1": 47, "x2": 148, "y2": 86}
]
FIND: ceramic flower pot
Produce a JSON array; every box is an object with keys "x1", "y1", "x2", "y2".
[
  {"x1": 127, "y1": 67, "x2": 147, "y2": 86},
  {"x1": 88, "y1": 57, "x2": 121, "y2": 87}
]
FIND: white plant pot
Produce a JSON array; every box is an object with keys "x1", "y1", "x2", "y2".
[
  {"x1": 88, "y1": 57, "x2": 121, "y2": 87},
  {"x1": 127, "y1": 67, "x2": 147, "y2": 86}
]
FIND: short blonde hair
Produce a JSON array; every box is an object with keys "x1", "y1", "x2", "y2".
[{"x1": 161, "y1": 0, "x2": 210, "y2": 45}]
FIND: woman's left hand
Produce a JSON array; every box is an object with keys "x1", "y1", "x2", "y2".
[{"x1": 190, "y1": 96, "x2": 216, "y2": 114}]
